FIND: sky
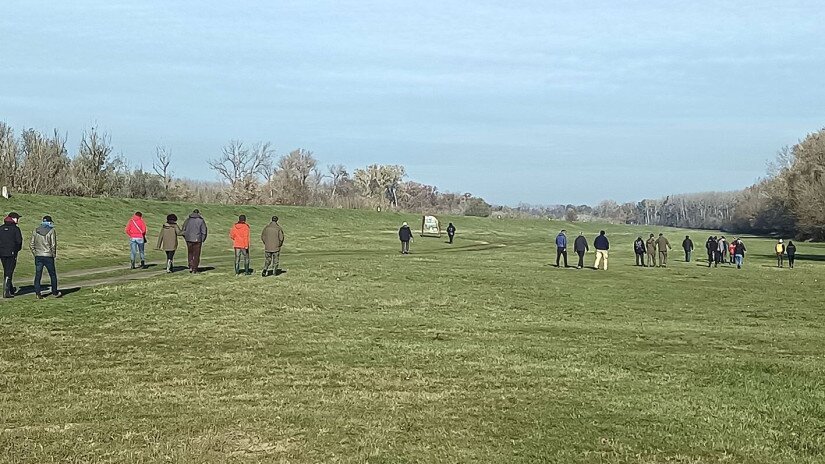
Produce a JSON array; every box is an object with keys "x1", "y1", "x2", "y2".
[{"x1": 2, "y1": 1, "x2": 824, "y2": 205}]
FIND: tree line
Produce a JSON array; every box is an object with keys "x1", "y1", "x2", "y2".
[{"x1": 0, "y1": 122, "x2": 493, "y2": 217}]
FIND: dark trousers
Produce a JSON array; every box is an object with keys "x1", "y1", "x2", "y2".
[
  {"x1": 166, "y1": 250, "x2": 176, "y2": 260},
  {"x1": 34, "y1": 256, "x2": 58, "y2": 295},
  {"x1": 556, "y1": 248, "x2": 568, "y2": 267},
  {"x1": 234, "y1": 248, "x2": 250, "y2": 274},
  {"x1": 1, "y1": 256, "x2": 17, "y2": 294},
  {"x1": 788, "y1": 254, "x2": 795, "y2": 268},
  {"x1": 635, "y1": 253, "x2": 644, "y2": 266},
  {"x1": 685, "y1": 250, "x2": 692, "y2": 262},
  {"x1": 186, "y1": 241, "x2": 203, "y2": 271},
  {"x1": 577, "y1": 251, "x2": 585, "y2": 268},
  {"x1": 708, "y1": 251, "x2": 716, "y2": 267},
  {"x1": 264, "y1": 251, "x2": 280, "y2": 272},
  {"x1": 448, "y1": 233, "x2": 454, "y2": 244}
]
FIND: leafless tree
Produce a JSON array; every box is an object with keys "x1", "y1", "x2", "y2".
[
  {"x1": 0, "y1": 123, "x2": 19, "y2": 190},
  {"x1": 208, "y1": 140, "x2": 273, "y2": 204},
  {"x1": 153, "y1": 145, "x2": 174, "y2": 196},
  {"x1": 327, "y1": 164, "x2": 348, "y2": 198}
]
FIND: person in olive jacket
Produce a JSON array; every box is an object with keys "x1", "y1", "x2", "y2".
[
  {"x1": 261, "y1": 216, "x2": 285, "y2": 277},
  {"x1": 645, "y1": 234, "x2": 657, "y2": 267},
  {"x1": 156, "y1": 214, "x2": 183, "y2": 273},
  {"x1": 0, "y1": 212, "x2": 23, "y2": 298}
]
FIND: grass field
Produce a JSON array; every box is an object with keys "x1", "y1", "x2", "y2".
[{"x1": 1, "y1": 194, "x2": 824, "y2": 463}]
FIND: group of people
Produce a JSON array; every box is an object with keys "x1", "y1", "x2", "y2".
[
  {"x1": 397, "y1": 221, "x2": 457, "y2": 254},
  {"x1": 556, "y1": 229, "x2": 800, "y2": 271},
  {"x1": 0, "y1": 212, "x2": 62, "y2": 299},
  {"x1": 555, "y1": 230, "x2": 611, "y2": 270},
  {"x1": 126, "y1": 210, "x2": 285, "y2": 277}
]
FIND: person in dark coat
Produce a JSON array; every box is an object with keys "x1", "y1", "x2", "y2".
[
  {"x1": 733, "y1": 239, "x2": 747, "y2": 269},
  {"x1": 682, "y1": 235, "x2": 694, "y2": 262},
  {"x1": 399, "y1": 222, "x2": 413, "y2": 254},
  {"x1": 446, "y1": 223, "x2": 456, "y2": 244},
  {"x1": 182, "y1": 209, "x2": 208, "y2": 273},
  {"x1": 574, "y1": 232, "x2": 589, "y2": 269},
  {"x1": 593, "y1": 230, "x2": 609, "y2": 270},
  {"x1": 633, "y1": 236, "x2": 645, "y2": 266},
  {"x1": 0, "y1": 212, "x2": 23, "y2": 298},
  {"x1": 555, "y1": 230, "x2": 568, "y2": 267},
  {"x1": 706, "y1": 236, "x2": 718, "y2": 267},
  {"x1": 786, "y1": 241, "x2": 797, "y2": 269}
]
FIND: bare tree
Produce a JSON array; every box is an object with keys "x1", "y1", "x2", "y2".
[
  {"x1": 327, "y1": 164, "x2": 348, "y2": 198},
  {"x1": 153, "y1": 145, "x2": 174, "y2": 196},
  {"x1": 208, "y1": 140, "x2": 273, "y2": 204},
  {"x1": 19, "y1": 128, "x2": 70, "y2": 195},
  {"x1": 72, "y1": 126, "x2": 117, "y2": 196},
  {"x1": 0, "y1": 123, "x2": 19, "y2": 190}
]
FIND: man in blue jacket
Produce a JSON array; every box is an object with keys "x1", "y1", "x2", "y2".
[
  {"x1": 555, "y1": 230, "x2": 568, "y2": 267},
  {"x1": 593, "y1": 230, "x2": 610, "y2": 270}
]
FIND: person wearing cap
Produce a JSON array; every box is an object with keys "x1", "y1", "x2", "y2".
[
  {"x1": 645, "y1": 233, "x2": 657, "y2": 267},
  {"x1": 0, "y1": 212, "x2": 23, "y2": 298},
  {"x1": 125, "y1": 211, "x2": 148, "y2": 269},
  {"x1": 656, "y1": 233, "x2": 671, "y2": 267},
  {"x1": 775, "y1": 239, "x2": 786, "y2": 268},
  {"x1": 156, "y1": 214, "x2": 183, "y2": 273},
  {"x1": 261, "y1": 216, "x2": 285, "y2": 277},
  {"x1": 30, "y1": 215, "x2": 61, "y2": 299},
  {"x1": 399, "y1": 221, "x2": 413, "y2": 254},
  {"x1": 230, "y1": 214, "x2": 251, "y2": 275},
  {"x1": 182, "y1": 209, "x2": 208, "y2": 273}
]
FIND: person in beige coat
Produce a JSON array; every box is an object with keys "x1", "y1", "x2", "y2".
[
  {"x1": 156, "y1": 214, "x2": 183, "y2": 273},
  {"x1": 260, "y1": 216, "x2": 285, "y2": 277}
]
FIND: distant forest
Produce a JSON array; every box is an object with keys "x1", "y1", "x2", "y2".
[{"x1": 1, "y1": 121, "x2": 823, "y2": 239}]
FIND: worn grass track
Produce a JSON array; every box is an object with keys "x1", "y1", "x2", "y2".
[{"x1": 1, "y1": 195, "x2": 823, "y2": 463}]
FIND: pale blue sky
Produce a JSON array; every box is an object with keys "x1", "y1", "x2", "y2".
[{"x1": 2, "y1": 1, "x2": 823, "y2": 205}]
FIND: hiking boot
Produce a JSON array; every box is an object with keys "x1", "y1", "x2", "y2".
[
  {"x1": 35, "y1": 293, "x2": 44, "y2": 299},
  {"x1": 2, "y1": 292, "x2": 12, "y2": 299},
  {"x1": 130, "y1": 261, "x2": 136, "y2": 270},
  {"x1": 140, "y1": 260, "x2": 147, "y2": 269},
  {"x1": 261, "y1": 269, "x2": 267, "y2": 277},
  {"x1": 53, "y1": 292, "x2": 63, "y2": 298},
  {"x1": 268, "y1": 270, "x2": 275, "y2": 277}
]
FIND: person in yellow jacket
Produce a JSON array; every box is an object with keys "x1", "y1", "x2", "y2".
[{"x1": 775, "y1": 239, "x2": 786, "y2": 268}]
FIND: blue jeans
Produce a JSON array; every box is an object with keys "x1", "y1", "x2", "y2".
[
  {"x1": 130, "y1": 238, "x2": 145, "y2": 262},
  {"x1": 735, "y1": 254, "x2": 743, "y2": 267},
  {"x1": 34, "y1": 256, "x2": 58, "y2": 295}
]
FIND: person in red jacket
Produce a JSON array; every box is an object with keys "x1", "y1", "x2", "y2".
[
  {"x1": 229, "y1": 215, "x2": 251, "y2": 275},
  {"x1": 125, "y1": 211, "x2": 148, "y2": 269}
]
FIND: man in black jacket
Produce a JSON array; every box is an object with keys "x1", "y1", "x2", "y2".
[
  {"x1": 682, "y1": 235, "x2": 694, "y2": 262},
  {"x1": 706, "y1": 236, "x2": 717, "y2": 267},
  {"x1": 633, "y1": 236, "x2": 646, "y2": 266},
  {"x1": 399, "y1": 222, "x2": 413, "y2": 254},
  {"x1": 0, "y1": 212, "x2": 23, "y2": 298},
  {"x1": 574, "y1": 233, "x2": 589, "y2": 269}
]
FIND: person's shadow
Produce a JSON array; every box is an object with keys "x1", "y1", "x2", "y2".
[{"x1": 13, "y1": 285, "x2": 81, "y2": 297}]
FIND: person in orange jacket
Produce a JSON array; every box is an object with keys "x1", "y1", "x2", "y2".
[{"x1": 229, "y1": 215, "x2": 251, "y2": 275}]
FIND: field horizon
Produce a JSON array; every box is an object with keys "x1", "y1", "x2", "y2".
[{"x1": 1, "y1": 194, "x2": 823, "y2": 463}]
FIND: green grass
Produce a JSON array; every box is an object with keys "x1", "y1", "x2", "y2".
[{"x1": 1, "y1": 194, "x2": 824, "y2": 463}]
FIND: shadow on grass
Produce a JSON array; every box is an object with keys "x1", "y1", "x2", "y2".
[{"x1": 12, "y1": 285, "x2": 81, "y2": 297}]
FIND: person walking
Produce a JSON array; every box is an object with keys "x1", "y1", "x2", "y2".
[
  {"x1": 0, "y1": 212, "x2": 23, "y2": 298},
  {"x1": 593, "y1": 230, "x2": 609, "y2": 270},
  {"x1": 706, "y1": 236, "x2": 717, "y2": 267},
  {"x1": 717, "y1": 236, "x2": 728, "y2": 265},
  {"x1": 182, "y1": 209, "x2": 208, "y2": 273},
  {"x1": 399, "y1": 222, "x2": 413, "y2": 254},
  {"x1": 30, "y1": 215, "x2": 61, "y2": 299},
  {"x1": 261, "y1": 216, "x2": 285, "y2": 277},
  {"x1": 786, "y1": 241, "x2": 797, "y2": 269},
  {"x1": 645, "y1": 233, "x2": 657, "y2": 267},
  {"x1": 574, "y1": 232, "x2": 589, "y2": 269},
  {"x1": 775, "y1": 239, "x2": 785, "y2": 268},
  {"x1": 656, "y1": 233, "x2": 671, "y2": 267},
  {"x1": 446, "y1": 223, "x2": 456, "y2": 244},
  {"x1": 555, "y1": 229, "x2": 569, "y2": 267},
  {"x1": 734, "y1": 238, "x2": 746, "y2": 269},
  {"x1": 633, "y1": 236, "x2": 645, "y2": 266},
  {"x1": 156, "y1": 214, "x2": 183, "y2": 273},
  {"x1": 125, "y1": 211, "x2": 148, "y2": 269},
  {"x1": 728, "y1": 240, "x2": 737, "y2": 264},
  {"x1": 230, "y1": 215, "x2": 251, "y2": 275},
  {"x1": 682, "y1": 235, "x2": 694, "y2": 262}
]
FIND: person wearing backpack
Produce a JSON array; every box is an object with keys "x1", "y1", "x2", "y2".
[
  {"x1": 125, "y1": 211, "x2": 148, "y2": 269},
  {"x1": 775, "y1": 239, "x2": 785, "y2": 268}
]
